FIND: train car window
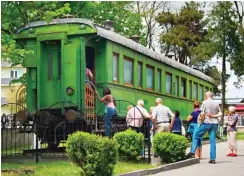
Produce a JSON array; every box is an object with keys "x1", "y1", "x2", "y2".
[
  {"x1": 57, "y1": 51, "x2": 61, "y2": 80},
  {"x1": 175, "y1": 76, "x2": 179, "y2": 96},
  {"x1": 205, "y1": 87, "x2": 209, "y2": 93},
  {"x1": 199, "y1": 85, "x2": 203, "y2": 101},
  {"x1": 181, "y1": 78, "x2": 187, "y2": 98},
  {"x1": 146, "y1": 66, "x2": 154, "y2": 90},
  {"x1": 189, "y1": 80, "x2": 193, "y2": 100},
  {"x1": 157, "y1": 69, "x2": 162, "y2": 92},
  {"x1": 138, "y1": 62, "x2": 142, "y2": 87},
  {"x1": 113, "y1": 53, "x2": 119, "y2": 82},
  {"x1": 193, "y1": 82, "x2": 198, "y2": 100},
  {"x1": 48, "y1": 53, "x2": 53, "y2": 80},
  {"x1": 124, "y1": 57, "x2": 133, "y2": 85},
  {"x1": 166, "y1": 73, "x2": 172, "y2": 94}
]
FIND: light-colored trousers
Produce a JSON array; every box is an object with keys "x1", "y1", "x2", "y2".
[
  {"x1": 155, "y1": 123, "x2": 170, "y2": 133},
  {"x1": 227, "y1": 131, "x2": 237, "y2": 151}
]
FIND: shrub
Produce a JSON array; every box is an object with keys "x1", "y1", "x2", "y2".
[
  {"x1": 153, "y1": 132, "x2": 188, "y2": 163},
  {"x1": 113, "y1": 129, "x2": 144, "y2": 160},
  {"x1": 66, "y1": 132, "x2": 118, "y2": 176}
]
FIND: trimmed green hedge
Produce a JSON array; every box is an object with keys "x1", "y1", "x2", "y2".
[
  {"x1": 153, "y1": 132, "x2": 188, "y2": 163},
  {"x1": 113, "y1": 129, "x2": 144, "y2": 160},
  {"x1": 66, "y1": 132, "x2": 118, "y2": 176}
]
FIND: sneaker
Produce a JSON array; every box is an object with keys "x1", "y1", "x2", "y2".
[
  {"x1": 231, "y1": 153, "x2": 237, "y2": 157},
  {"x1": 186, "y1": 152, "x2": 195, "y2": 159},
  {"x1": 226, "y1": 153, "x2": 232, "y2": 156},
  {"x1": 209, "y1": 160, "x2": 216, "y2": 164}
]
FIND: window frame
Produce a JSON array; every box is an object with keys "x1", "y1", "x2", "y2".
[
  {"x1": 189, "y1": 80, "x2": 193, "y2": 100},
  {"x1": 193, "y1": 82, "x2": 198, "y2": 101},
  {"x1": 138, "y1": 61, "x2": 143, "y2": 88},
  {"x1": 146, "y1": 65, "x2": 154, "y2": 91},
  {"x1": 123, "y1": 57, "x2": 134, "y2": 86},
  {"x1": 166, "y1": 72, "x2": 172, "y2": 95},
  {"x1": 10, "y1": 70, "x2": 18, "y2": 78},
  {"x1": 199, "y1": 84, "x2": 204, "y2": 101},
  {"x1": 181, "y1": 78, "x2": 187, "y2": 98},
  {"x1": 113, "y1": 53, "x2": 119, "y2": 83},
  {"x1": 175, "y1": 76, "x2": 179, "y2": 97},
  {"x1": 157, "y1": 69, "x2": 162, "y2": 92}
]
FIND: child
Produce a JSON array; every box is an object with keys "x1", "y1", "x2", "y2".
[{"x1": 170, "y1": 110, "x2": 182, "y2": 135}]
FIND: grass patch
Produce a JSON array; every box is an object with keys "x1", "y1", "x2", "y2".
[
  {"x1": 1, "y1": 161, "x2": 81, "y2": 176},
  {"x1": 1, "y1": 160, "x2": 158, "y2": 176},
  {"x1": 237, "y1": 132, "x2": 244, "y2": 140},
  {"x1": 1, "y1": 145, "x2": 32, "y2": 156},
  {"x1": 114, "y1": 161, "x2": 158, "y2": 175}
]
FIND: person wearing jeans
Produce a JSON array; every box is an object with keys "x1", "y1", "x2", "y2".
[
  {"x1": 187, "y1": 91, "x2": 222, "y2": 164},
  {"x1": 96, "y1": 87, "x2": 117, "y2": 137}
]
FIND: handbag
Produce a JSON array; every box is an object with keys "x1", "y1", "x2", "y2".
[
  {"x1": 181, "y1": 119, "x2": 186, "y2": 136},
  {"x1": 181, "y1": 125, "x2": 186, "y2": 136}
]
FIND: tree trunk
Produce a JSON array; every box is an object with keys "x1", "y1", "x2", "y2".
[{"x1": 221, "y1": 51, "x2": 226, "y2": 126}]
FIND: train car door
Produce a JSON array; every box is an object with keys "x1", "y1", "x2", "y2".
[
  {"x1": 40, "y1": 40, "x2": 62, "y2": 108},
  {"x1": 84, "y1": 46, "x2": 96, "y2": 121}
]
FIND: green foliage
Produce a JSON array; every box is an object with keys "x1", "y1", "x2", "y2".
[
  {"x1": 66, "y1": 131, "x2": 118, "y2": 176},
  {"x1": 67, "y1": 1, "x2": 145, "y2": 43},
  {"x1": 1, "y1": 1, "x2": 71, "y2": 85},
  {"x1": 153, "y1": 132, "x2": 188, "y2": 163},
  {"x1": 156, "y1": 2, "x2": 208, "y2": 65},
  {"x1": 113, "y1": 129, "x2": 144, "y2": 160},
  {"x1": 203, "y1": 66, "x2": 221, "y2": 95}
]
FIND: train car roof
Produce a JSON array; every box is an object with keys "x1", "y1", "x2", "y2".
[{"x1": 16, "y1": 18, "x2": 214, "y2": 84}]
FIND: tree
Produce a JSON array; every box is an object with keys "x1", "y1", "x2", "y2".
[
  {"x1": 135, "y1": 1, "x2": 167, "y2": 50},
  {"x1": 156, "y1": 2, "x2": 209, "y2": 65},
  {"x1": 231, "y1": 1, "x2": 244, "y2": 87},
  {"x1": 1, "y1": 1, "x2": 71, "y2": 66},
  {"x1": 203, "y1": 65, "x2": 221, "y2": 96},
  {"x1": 207, "y1": 1, "x2": 241, "y2": 123},
  {"x1": 68, "y1": 1, "x2": 144, "y2": 42}
]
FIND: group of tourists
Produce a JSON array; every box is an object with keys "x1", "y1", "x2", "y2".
[
  {"x1": 186, "y1": 91, "x2": 239, "y2": 163},
  {"x1": 95, "y1": 87, "x2": 239, "y2": 164}
]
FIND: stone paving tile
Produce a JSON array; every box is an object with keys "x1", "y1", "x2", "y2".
[{"x1": 149, "y1": 140, "x2": 244, "y2": 176}]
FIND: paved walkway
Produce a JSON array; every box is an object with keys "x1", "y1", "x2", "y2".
[{"x1": 150, "y1": 140, "x2": 244, "y2": 176}]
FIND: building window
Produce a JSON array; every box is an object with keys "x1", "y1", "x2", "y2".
[
  {"x1": 10, "y1": 70, "x2": 18, "y2": 78},
  {"x1": 200, "y1": 85, "x2": 203, "y2": 101},
  {"x1": 175, "y1": 76, "x2": 179, "y2": 96},
  {"x1": 189, "y1": 81, "x2": 192, "y2": 99},
  {"x1": 113, "y1": 53, "x2": 119, "y2": 82},
  {"x1": 48, "y1": 53, "x2": 53, "y2": 80},
  {"x1": 124, "y1": 57, "x2": 133, "y2": 85},
  {"x1": 138, "y1": 62, "x2": 142, "y2": 87},
  {"x1": 166, "y1": 73, "x2": 172, "y2": 94},
  {"x1": 157, "y1": 69, "x2": 161, "y2": 92},
  {"x1": 193, "y1": 83, "x2": 198, "y2": 100},
  {"x1": 146, "y1": 66, "x2": 154, "y2": 90},
  {"x1": 181, "y1": 78, "x2": 187, "y2": 98}
]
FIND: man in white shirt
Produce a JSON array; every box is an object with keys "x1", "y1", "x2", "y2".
[
  {"x1": 152, "y1": 98, "x2": 174, "y2": 133},
  {"x1": 187, "y1": 91, "x2": 222, "y2": 164},
  {"x1": 126, "y1": 100, "x2": 150, "y2": 133}
]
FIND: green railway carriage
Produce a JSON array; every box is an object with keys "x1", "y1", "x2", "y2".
[{"x1": 14, "y1": 18, "x2": 214, "y2": 145}]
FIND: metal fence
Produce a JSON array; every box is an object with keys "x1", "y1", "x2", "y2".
[{"x1": 1, "y1": 101, "x2": 152, "y2": 163}]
